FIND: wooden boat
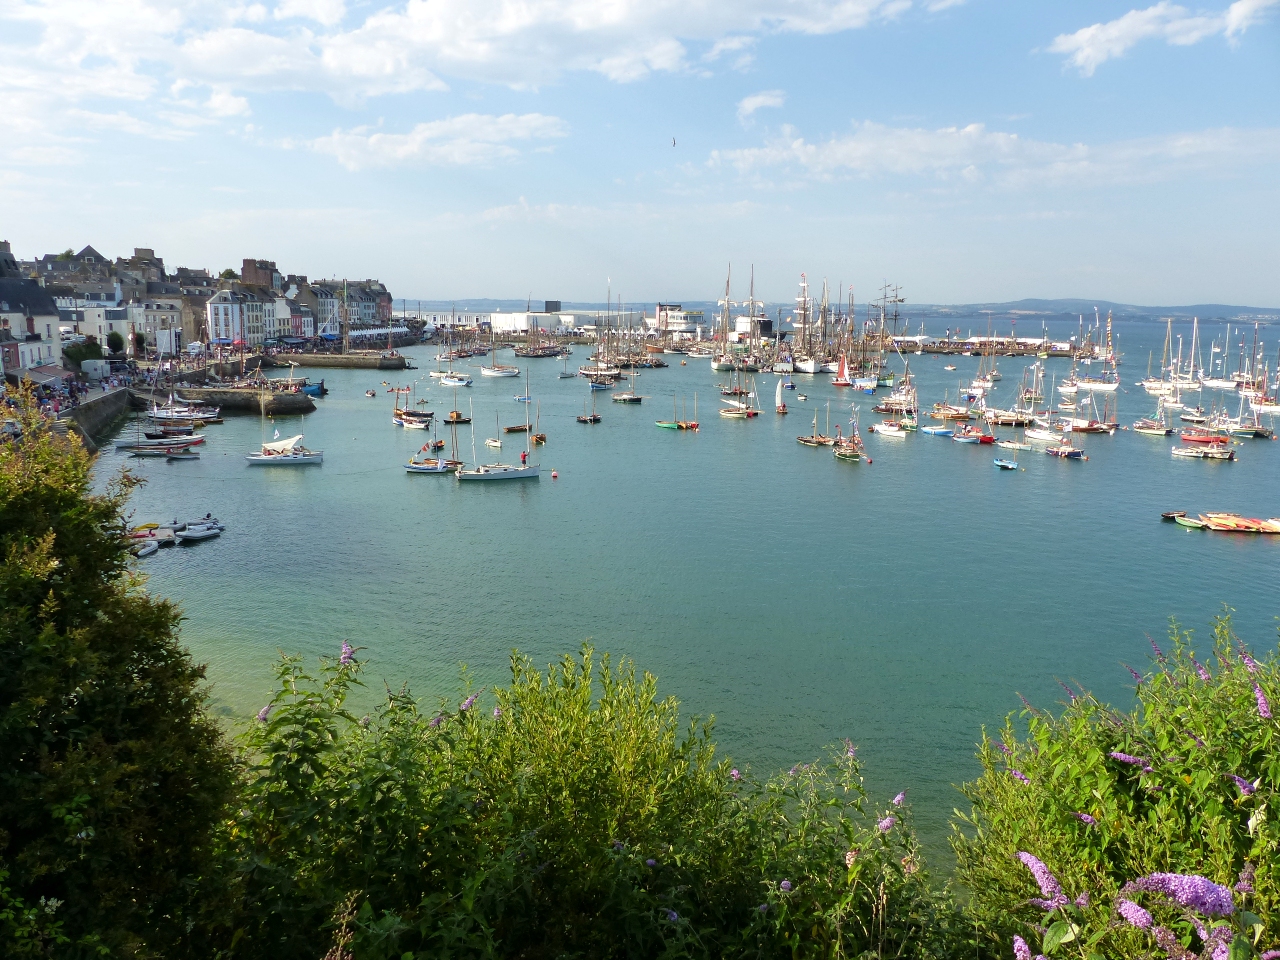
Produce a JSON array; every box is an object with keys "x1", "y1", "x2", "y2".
[
  {"x1": 1045, "y1": 440, "x2": 1087, "y2": 459},
  {"x1": 870, "y1": 422, "x2": 906, "y2": 437},
  {"x1": 1180, "y1": 428, "x2": 1229, "y2": 444},
  {"x1": 953, "y1": 424, "x2": 994, "y2": 444},
  {"x1": 930, "y1": 401, "x2": 971, "y2": 421},
  {"x1": 797, "y1": 403, "x2": 834, "y2": 445},
  {"x1": 831, "y1": 354, "x2": 852, "y2": 387},
  {"x1": 1174, "y1": 515, "x2": 1206, "y2": 529},
  {"x1": 993, "y1": 459, "x2": 1019, "y2": 470},
  {"x1": 577, "y1": 395, "x2": 601, "y2": 424},
  {"x1": 775, "y1": 379, "x2": 787, "y2": 415},
  {"x1": 919, "y1": 425, "x2": 953, "y2": 436},
  {"x1": 456, "y1": 462, "x2": 539, "y2": 481},
  {"x1": 165, "y1": 451, "x2": 200, "y2": 461},
  {"x1": 1160, "y1": 511, "x2": 1186, "y2": 521},
  {"x1": 996, "y1": 439, "x2": 1032, "y2": 451}
]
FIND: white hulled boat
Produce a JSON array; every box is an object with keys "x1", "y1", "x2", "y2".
[{"x1": 245, "y1": 435, "x2": 323, "y2": 465}]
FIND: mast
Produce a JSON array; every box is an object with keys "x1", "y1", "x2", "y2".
[{"x1": 341, "y1": 279, "x2": 350, "y2": 355}]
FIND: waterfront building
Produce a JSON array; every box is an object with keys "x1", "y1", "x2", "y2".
[
  {"x1": 0, "y1": 276, "x2": 64, "y2": 378},
  {"x1": 645, "y1": 303, "x2": 707, "y2": 339}
]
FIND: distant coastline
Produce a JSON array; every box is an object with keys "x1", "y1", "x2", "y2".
[{"x1": 398, "y1": 296, "x2": 1280, "y2": 323}]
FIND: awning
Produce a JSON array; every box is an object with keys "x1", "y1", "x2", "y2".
[
  {"x1": 22, "y1": 364, "x2": 75, "y2": 385},
  {"x1": 320, "y1": 333, "x2": 338, "y2": 340},
  {"x1": 212, "y1": 337, "x2": 233, "y2": 345}
]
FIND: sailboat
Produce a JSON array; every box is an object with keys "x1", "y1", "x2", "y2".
[
  {"x1": 797, "y1": 401, "x2": 835, "y2": 446},
  {"x1": 775, "y1": 378, "x2": 787, "y2": 414},
  {"x1": 833, "y1": 407, "x2": 868, "y2": 462},
  {"x1": 457, "y1": 401, "x2": 539, "y2": 481},
  {"x1": 530, "y1": 402, "x2": 547, "y2": 445},
  {"x1": 558, "y1": 353, "x2": 575, "y2": 378},
  {"x1": 480, "y1": 330, "x2": 520, "y2": 377},
  {"x1": 654, "y1": 394, "x2": 699, "y2": 430},
  {"x1": 613, "y1": 373, "x2": 643, "y2": 403},
  {"x1": 1133, "y1": 397, "x2": 1173, "y2": 436},
  {"x1": 830, "y1": 354, "x2": 852, "y2": 388},
  {"x1": 405, "y1": 418, "x2": 462, "y2": 473},
  {"x1": 506, "y1": 368, "x2": 535, "y2": 431},
  {"x1": 577, "y1": 392, "x2": 602, "y2": 424}
]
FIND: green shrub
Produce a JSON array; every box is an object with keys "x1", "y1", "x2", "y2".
[
  {"x1": 952, "y1": 615, "x2": 1279, "y2": 959},
  {"x1": 61, "y1": 341, "x2": 102, "y2": 371},
  {"x1": 106, "y1": 331, "x2": 124, "y2": 354},
  {"x1": 0, "y1": 391, "x2": 236, "y2": 958},
  {"x1": 223, "y1": 645, "x2": 966, "y2": 959}
]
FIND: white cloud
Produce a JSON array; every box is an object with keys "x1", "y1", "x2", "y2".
[
  {"x1": 310, "y1": 112, "x2": 569, "y2": 170},
  {"x1": 207, "y1": 88, "x2": 251, "y2": 116},
  {"x1": 711, "y1": 119, "x2": 1280, "y2": 187},
  {"x1": 926, "y1": 0, "x2": 966, "y2": 10},
  {"x1": 1049, "y1": 0, "x2": 1279, "y2": 76},
  {"x1": 275, "y1": 0, "x2": 346, "y2": 27},
  {"x1": 737, "y1": 89, "x2": 786, "y2": 123}
]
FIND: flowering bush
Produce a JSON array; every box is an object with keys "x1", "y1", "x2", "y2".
[
  {"x1": 220, "y1": 646, "x2": 965, "y2": 959},
  {"x1": 952, "y1": 615, "x2": 1279, "y2": 959}
]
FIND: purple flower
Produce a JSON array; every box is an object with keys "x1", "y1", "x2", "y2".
[
  {"x1": 1186, "y1": 730, "x2": 1206, "y2": 748},
  {"x1": 996, "y1": 741, "x2": 1012, "y2": 756},
  {"x1": 892, "y1": 791, "x2": 906, "y2": 806},
  {"x1": 1228, "y1": 774, "x2": 1256, "y2": 796},
  {"x1": 612, "y1": 840, "x2": 623, "y2": 850},
  {"x1": 730, "y1": 768, "x2": 741, "y2": 781},
  {"x1": 1012, "y1": 935, "x2": 1032, "y2": 960},
  {"x1": 493, "y1": 706, "x2": 502, "y2": 718},
  {"x1": 1074, "y1": 891, "x2": 1089, "y2": 908},
  {"x1": 1110, "y1": 751, "x2": 1149, "y2": 767},
  {"x1": 1240, "y1": 649, "x2": 1259, "y2": 674},
  {"x1": 646, "y1": 859, "x2": 656, "y2": 867},
  {"x1": 1124, "y1": 663, "x2": 1143, "y2": 684},
  {"x1": 780, "y1": 880, "x2": 792, "y2": 892},
  {"x1": 877, "y1": 816, "x2": 896, "y2": 833},
  {"x1": 429, "y1": 714, "x2": 443, "y2": 728},
  {"x1": 1149, "y1": 636, "x2": 1166, "y2": 661},
  {"x1": 1192, "y1": 657, "x2": 1211, "y2": 682},
  {"x1": 1017, "y1": 852, "x2": 1066, "y2": 908},
  {"x1": 1011, "y1": 769, "x2": 1030, "y2": 784},
  {"x1": 1235, "y1": 864, "x2": 1255, "y2": 894},
  {"x1": 1254, "y1": 683, "x2": 1272, "y2": 719},
  {"x1": 1258, "y1": 952, "x2": 1280, "y2": 960},
  {"x1": 339, "y1": 641, "x2": 354, "y2": 665},
  {"x1": 1133, "y1": 873, "x2": 1235, "y2": 916},
  {"x1": 256, "y1": 704, "x2": 271, "y2": 722},
  {"x1": 788, "y1": 766, "x2": 798, "y2": 776},
  {"x1": 1072, "y1": 812, "x2": 1098, "y2": 826},
  {"x1": 1017, "y1": 693, "x2": 1035, "y2": 711},
  {"x1": 1116, "y1": 898, "x2": 1152, "y2": 929},
  {"x1": 664, "y1": 909, "x2": 678, "y2": 922},
  {"x1": 843, "y1": 738, "x2": 857, "y2": 758},
  {"x1": 757, "y1": 903, "x2": 769, "y2": 913},
  {"x1": 1057, "y1": 680, "x2": 1078, "y2": 703},
  {"x1": 460, "y1": 694, "x2": 476, "y2": 712}
]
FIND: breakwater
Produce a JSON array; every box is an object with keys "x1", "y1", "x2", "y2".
[
  {"x1": 291, "y1": 353, "x2": 407, "y2": 370},
  {"x1": 68, "y1": 388, "x2": 132, "y2": 451}
]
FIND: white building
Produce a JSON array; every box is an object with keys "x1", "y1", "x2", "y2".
[
  {"x1": 206, "y1": 290, "x2": 247, "y2": 344},
  {"x1": 644, "y1": 304, "x2": 707, "y2": 338},
  {"x1": 126, "y1": 297, "x2": 181, "y2": 355},
  {"x1": 489, "y1": 311, "x2": 575, "y2": 335}
]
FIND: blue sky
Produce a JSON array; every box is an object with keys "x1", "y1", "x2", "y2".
[{"x1": 1, "y1": 0, "x2": 1277, "y2": 306}]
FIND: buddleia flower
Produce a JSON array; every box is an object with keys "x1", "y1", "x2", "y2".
[
  {"x1": 339, "y1": 640, "x2": 354, "y2": 665},
  {"x1": 1228, "y1": 774, "x2": 1256, "y2": 796},
  {"x1": 256, "y1": 704, "x2": 271, "y2": 722},
  {"x1": 1115, "y1": 899, "x2": 1152, "y2": 929},
  {"x1": 1254, "y1": 683, "x2": 1272, "y2": 720},
  {"x1": 1132, "y1": 873, "x2": 1234, "y2": 916},
  {"x1": 1191, "y1": 657, "x2": 1211, "y2": 682},
  {"x1": 1017, "y1": 852, "x2": 1067, "y2": 908}
]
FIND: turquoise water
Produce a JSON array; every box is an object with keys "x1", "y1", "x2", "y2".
[{"x1": 100, "y1": 318, "x2": 1280, "y2": 854}]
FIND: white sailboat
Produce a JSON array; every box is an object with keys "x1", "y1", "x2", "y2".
[{"x1": 245, "y1": 434, "x2": 323, "y2": 465}]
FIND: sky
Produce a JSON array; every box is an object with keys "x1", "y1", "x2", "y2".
[{"x1": 1, "y1": 0, "x2": 1277, "y2": 307}]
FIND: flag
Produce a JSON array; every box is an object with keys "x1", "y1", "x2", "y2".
[{"x1": 273, "y1": 429, "x2": 280, "y2": 439}]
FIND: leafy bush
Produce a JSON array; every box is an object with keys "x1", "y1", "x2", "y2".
[
  {"x1": 221, "y1": 645, "x2": 966, "y2": 959},
  {"x1": 952, "y1": 615, "x2": 1279, "y2": 959},
  {"x1": 61, "y1": 340, "x2": 103, "y2": 370},
  {"x1": 0, "y1": 392, "x2": 235, "y2": 958},
  {"x1": 106, "y1": 330, "x2": 124, "y2": 354},
  {"x1": 132, "y1": 331, "x2": 147, "y2": 354}
]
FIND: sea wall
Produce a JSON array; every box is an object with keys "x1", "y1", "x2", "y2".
[
  {"x1": 174, "y1": 386, "x2": 316, "y2": 415},
  {"x1": 291, "y1": 353, "x2": 407, "y2": 370},
  {"x1": 68, "y1": 387, "x2": 132, "y2": 452}
]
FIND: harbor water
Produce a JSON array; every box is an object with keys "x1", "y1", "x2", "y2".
[{"x1": 100, "y1": 317, "x2": 1280, "y2": 857}]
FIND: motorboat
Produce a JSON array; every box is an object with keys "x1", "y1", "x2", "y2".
[
  {"x1": 1171, "y1": 446, "x2": 1235, "y2": 461},
  {"x1": 175, "y1": 523, "x2": 221, "y2": 542},
  {"x1": 245, "y1": 435, "x2": 323, "y2": 465},
  {"x1": 440, "y1": 374, "x2": 472, "y2": 387},
  {"x1": 132, "y1": 540, "x2": 160, "y2": 558},
  {"x1": 994, "y1": 459, "x2": 1019, "y2": 470}
]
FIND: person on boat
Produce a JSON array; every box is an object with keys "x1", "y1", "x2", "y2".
[{"x1": 520, "y1": 450, "x2": 527, "y2": 465}]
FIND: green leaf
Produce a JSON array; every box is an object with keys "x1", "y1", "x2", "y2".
[
  {"x1": 1228, "y1": 934, "x2": 1251, "y2": 960},
  {"x1": 1044, "y1": 920, "x2": 1071, "y2": 953}
]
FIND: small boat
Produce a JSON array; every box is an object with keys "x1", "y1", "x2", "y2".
[
  {"x1": 485, "y1": 437, "x2": 502, "y2": 448},
  {"x1": 577, "y1": 395, "x2": 602, "y2": 424},
  {"x1": 1045, "y1": 441, "x2": 1087, "y2": 459},
  {"x1": 944, "y1": 364, "x2": 957, "y2": 371},
  {"x1": 797, "y1": 394, "x2": 808, "y2": 402},
  {"x1": 993, "y1": 459, "x2": 1019, "y2": 470},
  {"x1": 514, "y1": 395, "x2": 531, "y2": 403},
  {"x1": 166, "y1": 451, "x2": 200, "y2": 461},
  {"x1": 481, "y1": 365, "x2": 520, "y2": 378},
  {"x1": 1174, "y1": 515, "x2": 1207, "y2": 529},
  {"x1": 775, "y1": 379, "x2": 787, "y2": 414},
  {"x1": 1171, "y1": 445, "x2": 1235, "y2": 461},
  {"x1": 995, "y1": 439, "x2": 1032, "y2": 451},
  {"x1": 366, "y1": 389, "x2": 377, "y2": 397},
  {"x1": 405, "y1": 457, "x2": 461, "y2": 473},
  {"x1": 952, "y1": 425, "x2": 994, "y2": 444},
  {"x1": 919, "y1": 425, "x2": 953, "y2": 437},
  {"x1": 870, "y1": 422, "x2": 906, "y2": 438},
  {"x1": 1161, "y1": 511, "x2": 1187, "y2": 521},
  {"x1": 440, "y1": 374, "x2": 472, "y2": 387},
  {"x1": 245, "y1": 435, "x2": 323, "y2": 465},
  {"x1": 175, "y1": 524, "x2": 221, "y2": 543},
  {"x1": 132, "y1": 540, "x2": 159, "y2": 558},
  {"x1": 1180, "y1": 428, "x2": 1229, "y2": 445}
]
